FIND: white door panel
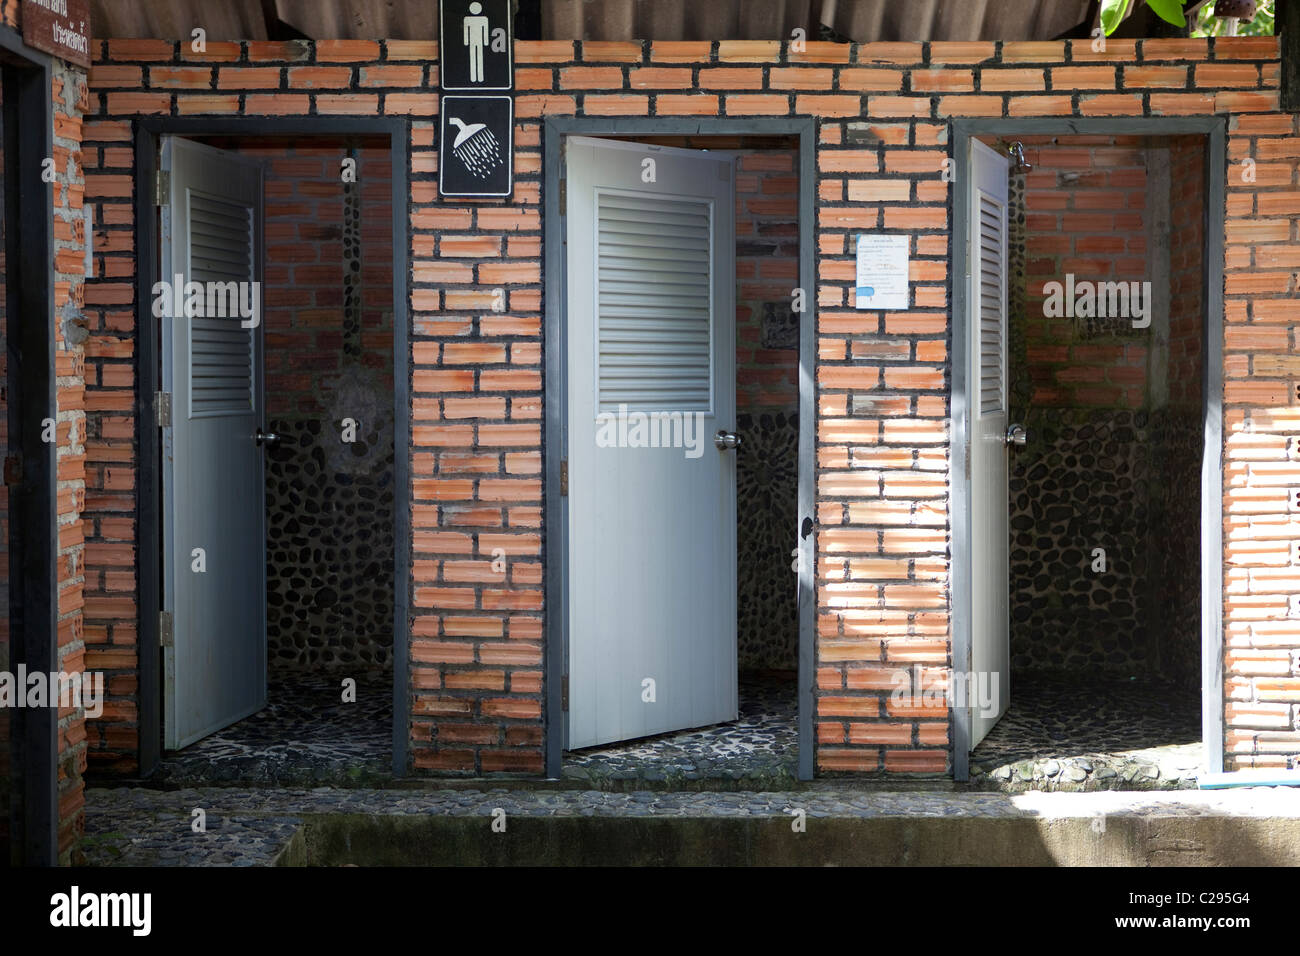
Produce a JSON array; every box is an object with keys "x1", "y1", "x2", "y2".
[
  {"x1": 566, "y1": 136, "x2": 737, "y2": 749},
  {"x1": 161, "y1": 136, "x2": 267, "y2": 749},
  {"x1": 969, "y1": 138, "x2": 1012, "y2": 748}
]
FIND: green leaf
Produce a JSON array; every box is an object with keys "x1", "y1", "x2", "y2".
[
  {"x1": 1145, "y1": 0, "x2": 1188, "y2": 27},
  {"x1": 1100, "y1": 0, "x2": 1134, "y2": 36}
]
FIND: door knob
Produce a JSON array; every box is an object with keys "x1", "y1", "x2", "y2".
[
  {"x1": 714, "y1": 430, "x2": 742, "y2": 450},
  {"x1": 1005, "y1": 423, "x2": 1028, "y2": 447},
  {"x1": 255, "y1": 427, "x2": 282, "y2": 447}
]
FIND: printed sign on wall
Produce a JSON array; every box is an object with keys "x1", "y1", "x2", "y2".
[
  {"x1": 439, "y1": 0, "x2": 513, "y2": 91},
  {"x1": 21, "y1": 0, "x2": 91, "y2": 68},
  {"x1": 855, "y1": 234, "x2": 911, "y2": 310},
  {"x1": 439, "y1": 95, "x2": 514, "y2": 198}
]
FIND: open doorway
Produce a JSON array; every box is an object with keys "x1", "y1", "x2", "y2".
[
  {"x1": 549, "y1": 127, "x2": 812, "y2": 787},
  {"x1": 958, "y1": 126, "x2": 1221, "y2": 790},
  {"x1": 142, "y1": 127, "x2": 405, "y2": 787}
]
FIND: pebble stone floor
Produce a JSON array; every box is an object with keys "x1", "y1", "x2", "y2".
[
  {"x1": 80, "y1": 785, "x2": 1300, "y2": 866},
  {"x1": 150, "y1": 671, "x2": 394, "y2": 788},
  {"x1": 970, "y1": 673, "x2": 1204, "y2": 791},
  {"x1": 145, "y1": 671, "x2": 1204, "y2": 793},
  {"x1": 562, "y1": 674, "x2": 799, "y2": 789}
]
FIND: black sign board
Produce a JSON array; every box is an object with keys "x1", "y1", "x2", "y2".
[
  {"x1": 439, "y1": 95, "x2": 514, "y2": 198},
  {"x1": 439, "y1": 0, "x2": 513, "y2": 92}
]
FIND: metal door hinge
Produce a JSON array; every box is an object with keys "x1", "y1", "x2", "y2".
[
  {"x1": 154, "y1": 169, "x2": 170, "y2": 207},
  {"x1": 155, "y1": 391, "x2": 172, "y2": 428},
  {"x1": 560, "y1": 459, "x2": 568, "y2": 496},
  {"x1": 561, "y1": 674, "x2": 569, "y2": 712},
  {"x1": 558, "y1": 178, "x2": 566, "y2": 216},
  {"x1": 159, "y1": 611, "x2": 174, "y2": 647}
]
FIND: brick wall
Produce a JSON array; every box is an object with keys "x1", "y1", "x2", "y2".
[
  {"x1": 0, "y1": 19, "x2": 88, "y2": 864},
  {"x1": 81, "y1": 35, "x2": 1296, "y2": 779},
  {"x1": 1021, "y1": 135, "x2": 1150, "y2": 408},
  {"x1": 1170, "y1": 135, "x2": 1206, "y2": 409}
]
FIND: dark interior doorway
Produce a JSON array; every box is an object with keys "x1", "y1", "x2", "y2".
[{"x1": 969, "y1": 132, "x2": 1208, "y2": 790}]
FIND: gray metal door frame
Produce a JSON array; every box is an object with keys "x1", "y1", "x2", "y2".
[
  {"x1": 950, "y1": 117, "x2": 1227, "y2": 781},
  {"x1": 0, "y1": 25, "x2": 58, "y2": 865},
  {"x1": 543, "y1": 117, "x2": 818, "y2": 780},
  {"x1": 134, "y1": 117, "x2": 411, "y2": 777}
]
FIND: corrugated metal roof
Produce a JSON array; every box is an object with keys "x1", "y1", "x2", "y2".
[{"x1": 87, "y1": 0, "x2": 1101, "y2": 42}]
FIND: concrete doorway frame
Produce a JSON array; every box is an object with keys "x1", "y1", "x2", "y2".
[
  {"x1": 542, "y1": 117, "x2": 818, "y2": 780},
  {"x1": 950, "y1": 116, "x2": 1227, "y2": 781}
]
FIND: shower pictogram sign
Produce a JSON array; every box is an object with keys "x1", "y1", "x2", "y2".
[
  {"x1": 438, "y1": 0, "x2": 514, "y2": 197},
  {"x1": 439, "y1": 0, "x2": 513, "y2": 91},
  {"x1": 439, "y1": 95, "x2": 514, "y2": 198}
]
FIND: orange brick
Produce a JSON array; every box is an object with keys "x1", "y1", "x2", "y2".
[
  {"x1": 579, "y1": 41, "x2": 643, "y2": 62},
  {"x1": 515, "y1": 41, "x2": 576, "y2": 63},
  {"x1": 797, "y1": 94, "x2": 863, "y2": 117},
  {"x1": 1123, "y1": 65, "x2": 1188, "y2": 87},
  {"x1": 559, "y1": 66, "x2": 625, "y2": 89},
  {"x1": 911, "y1": 69, "x2": 974, "y2": 92},
  {"x1": 655, "y1": 94, "x2": 719, "y2": 116},
  {"x1": 979, "y1": 68, "x2": 1046, "y2": 91},
  {"x1": 316, "y1": 40, "x2": 380, "y2": 62},
  {"x1": 929, "y1": 41, "x2": 996, "y2": 64},
  {"x1": 106, "y1": 39, "x2": 174, "y2": 61},
  {"x1": 1001, "y1": 41, "x2": 1066, "y2": 63},
  {"x1": 838, "y1": 69, "x2": 904, "y2": 92},
  {"x1": 244, "y1": 94, "x2": 310, "y2": 114},
  {"x1": 286, "y1": 66, "x2": 352, "y2": 88},
  {"x1": 1079, "y1": 93, "x2": 1144, "y2": 116},
  {"x1": 717, "y1": 41, "x2": 781, "y2": 63},
  {"x1": 1052, "y1": 66, "x2": 1117, "y2": 89},
  {"x1": 650, "y1": 41, "x2": 712, "y2": 63},
  {"x1": 699, "y1": 68, "x2": 764, "y2": 89},
  {"x1": 628, "y1": 67, "x2": 692, "y2": 88},
  {"x1": 725, "y1": 93, "x2": 790, "y2": 116},
  {"x1": 937, "y1": 95, "x2": 1002, "y2": 116},
  {"x1": 770, "y1": 68, "x2": 834, "y2": 91},
  {"x1": 867, "y1": 95, "x2": 930, "y2": 118},
  {"x1": 106, "y1": 92, "x2": 171, "y2": 115}
]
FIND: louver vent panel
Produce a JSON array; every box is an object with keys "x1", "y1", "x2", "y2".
[
  {"x1": 596, "y1": 191, "x2": 712, "y2": 412},
  {"x1": 977, "y1": 192, "x2": 1006, "y2": 417},
  {"x1": 187, "y1": 191, "x2": 254, "y2": 417}
]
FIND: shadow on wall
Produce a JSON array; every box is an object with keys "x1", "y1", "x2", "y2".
[{"x1": 1002, "y1": 134, "x2": 1204, "y2": 689}]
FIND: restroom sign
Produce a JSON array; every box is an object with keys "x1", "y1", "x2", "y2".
[
  {"x1": 439, "y1": 0, "x2": 513, "y2": 91},
  {"x1": 439, "y1": 95, "x2": 514, "y2": 198}
]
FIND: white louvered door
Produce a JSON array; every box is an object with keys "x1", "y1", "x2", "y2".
[
  {"x1": 565, "y1": 136, "x2": 737, "y2": 749},
  {"x1": 161, "y1": 137, "x2": 267, "y2": 749},
  {"x1": 969, "y1": 138, "x2": 1012, "y2": 747}
]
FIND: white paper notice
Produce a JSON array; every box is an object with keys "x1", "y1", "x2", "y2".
[{"x1": 855, "y1": 234, "x2": 910, "y2": 310}]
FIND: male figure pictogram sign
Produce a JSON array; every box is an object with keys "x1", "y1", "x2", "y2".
[{"x1": 439, "y1": 0, "x2": 513, "y2": 91}]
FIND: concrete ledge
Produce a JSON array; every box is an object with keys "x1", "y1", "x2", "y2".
[{"x1": 279, "y1": 811, "x2": 1300, "y2": 867}]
